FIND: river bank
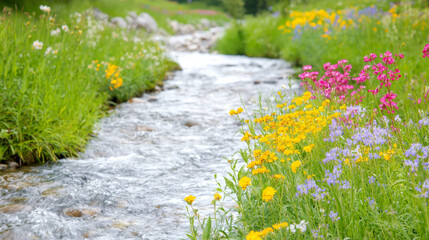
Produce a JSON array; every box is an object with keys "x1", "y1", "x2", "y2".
[{"x1": 0, "y1": 39, "x2": 296, "y2": 239}]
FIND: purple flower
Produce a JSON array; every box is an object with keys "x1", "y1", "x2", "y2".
[
  {"x1": 369, "y1": 176, "x2": 376, "y2": 184},
  {"x1": 329, "y1": 211, "x2": 340, "y2": 222},
  {"x1": 366, "y1": 197, "x2": 376, "y2": 206}
]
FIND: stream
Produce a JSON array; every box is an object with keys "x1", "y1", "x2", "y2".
[{"x1": 0, "y1": 43, "x2": 297, "y2": 239}]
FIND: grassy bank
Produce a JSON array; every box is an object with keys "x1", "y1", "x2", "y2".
[
  {"x1": 185, "y1": 49, "x2": 429, "y2": 240},
  {"x1": 0, "y1": 4, "x2": 180, "y2": 164},
  {"x1": 184, "y1": 1, "x2": 429, "y2": 239}
]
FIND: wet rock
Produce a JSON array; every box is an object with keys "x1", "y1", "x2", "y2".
[
  {"x1": 63, "y1": 208, "x2": 83, "y2": 217},
  {"x1": 148, "y1": 97, "x2": 158, "y2": 102},
  {"x1": 111, "y1": 17, "x2": 127, "y2": 28},
  {"x1": 198, "y1": 18, "x2": 211, "y2": 29},
  {"x1": 129, "y1": 98, "x2": 145, "y2": 103},
  {"x1": 168, "y1": 20, "x2": 196, "y2": 35},
  {"x1": 41, "y1": 187, "x2": 62, "y2": 196},
  {"x1": 0, "y1": 164, "x2": 7, "y2": 171},
  {"x1": 63, "y1": 207, "x2": 98, "y2": 217},
  {"x1": 184, "y1": 121, "x2": 199, "y2": 127},
  {"x1": 154, "y1": 86, "x2": 162, "y2": 92},
  {"x1": 135, "y1": 13, "x2": 158, "y2": 33},
  {"x1": 112, "y1": 221, "x2": 131, "y2": 230},
  {"x1": 7, "y1": 161, "x2": 19, "y2": 170},
  {"x1": 136, "y1": 125, "x2": 155, "y2": 132},
  {"x1": 253, "y1": 80, "x2": 262, "y2": 85},
  {"x1": 0, "y1": 204, "x2": 33, "y2": 214},
  {"x1": 165, "y1": 85, "x2": 179, "y2": 90}
]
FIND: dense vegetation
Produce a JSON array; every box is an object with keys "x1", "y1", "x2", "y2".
[
  {"x1": 184, "y1": 0, "x2": 429, "y2": 239},
  {"x1": 0, "y1": 1, "x2": 191, "y2": 164}
]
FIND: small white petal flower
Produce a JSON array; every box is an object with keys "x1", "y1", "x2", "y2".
[
  {"x1": 50, "y1": 28, "x2": 61, "y2": 36},
  {"x1": 289, "y1": 224, "x2": 296, "y2": 233},
  {"x1": 39, "y1": 5, "x2": 51, "y2": 13},
  {"x1": 45, "y1": 47, "x2": 52, "y2": 55},
  {"x1": 61, "y1": 25, "x2": 69, "y2": 32},
  {"x1": 32, "y1": 40, "x2": 43, "y2": 50}
]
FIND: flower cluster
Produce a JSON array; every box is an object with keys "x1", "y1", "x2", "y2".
[
  {"x1": 105, "y1": 63, "x2": 123, "y2": 90},
  {"x1": 423, "y1": 44, "x2": 429, "y2": 58}
]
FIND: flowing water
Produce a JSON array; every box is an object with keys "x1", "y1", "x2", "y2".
[{"x1": 0, "y1": 48, "x2": 298, "y2": 239}]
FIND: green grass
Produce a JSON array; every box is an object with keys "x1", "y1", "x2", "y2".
[{"x1": 0, "y1": 6, "x2": 178, "y2": 164}]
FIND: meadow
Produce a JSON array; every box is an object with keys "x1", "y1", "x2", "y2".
[
  {"x1": 185, "y1": 0, "x2": 429, "y2": 239},
  {"x1": 0, "y1": 2, "x2": 184, "y2": 164}
]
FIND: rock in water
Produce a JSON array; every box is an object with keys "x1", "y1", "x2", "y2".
[
  {"x1": 7, "y1": 161, "x2": 19, "y2": 170},
  {"x1": 0, "y1": 164, "x2": 7, "y2": 171},
  {"x1": 0, "y1": 204, "x2": 33, "y2": 214}
]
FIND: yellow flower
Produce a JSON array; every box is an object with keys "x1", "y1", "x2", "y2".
[
  {"x1": 214, "y1": 193, "x2": 222, "y2": 201},
  {"x1": 291, "y1": 160, "x2": 302, "y2": 173},
  {"x1": 262, "y1": 186, "x2": 276, "y2": 202},
  {"x1": 272, "y1": 222, "x2": 289, "y2": 230},
  {"x1": 239, "y1": 176, "x2": 251, "y2": 190},
  {"x1": 246, "y1": 231, "x2": 262, "y2": 240},
  {"x1": 303, "y1": 144, "x2": 315, "y2": 153},
  {"x1": 184, "y1": 195, "x2": 196, "y2": 205},
  {"x1": 260, "y1": 227, "x2": 273, "y2": 237},
  {"x1": 252, "y1": 166, "x2": 270, "y2": 175},
  {"x1": 237, "y1": 107, "x2": 244, "y2": 114},
  {"x1": 229, "y1": 109, "x2": 237, "y2": 115},
  {"x1": 272, "y1": 174, "x2": 285, "y2": 180}
]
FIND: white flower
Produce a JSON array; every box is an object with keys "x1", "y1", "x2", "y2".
[
  {"x1": 61, "y1": 25, "x2": 69, "y2": 32},
  {"x1": 50, "y1": 28, "x2": 60, "y2": 36},
  {"x1": 297, "y1": 220, "x2": 308, "y2": 233},
  {"x1": 32, "y1": 40, "x2": 43, "y2": 50},
  {"x1": 39, "y1": 5, "x2": 51, "y2": 13},
  {"x1": 45, "y1": 47, "x2": 52, "y2": 55},
  {"x1": 289, "y1": 224, "x2": 296, "y2": 233}
]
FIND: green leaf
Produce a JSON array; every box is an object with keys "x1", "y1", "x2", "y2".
[
  {"x1": 202, "y1": 217, "x2": 212, "y2": 240},
  {"x1": 224, "y1": 177, "x2": 236, "y2": 191}
]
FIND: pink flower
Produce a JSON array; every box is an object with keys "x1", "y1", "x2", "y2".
[
  {"x1": 303, "y1": 65, "x2": 312, "y2": 71},
  {"x1": 423, "y1": 44, "x2": 429, "y2": 58}
]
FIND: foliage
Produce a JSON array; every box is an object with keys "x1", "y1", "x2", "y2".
[
  {"x1": 185, "y1": 46, "x2": 429, "y2": 238},
  {"x1": 221, "y1": 0, "x2": 245, "y2": 18},
  {"x1": 0, "y1": 6, "x2": 177, "y2": 163}
]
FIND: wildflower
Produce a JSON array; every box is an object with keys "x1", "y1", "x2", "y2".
[
  {"x1": 44, "y1": 47, "x2": 52, "y2": 55},
  {"x1": 246, "y1": 231, "x2": 262, "y2": 240},
  {"x1": 61, "y1": 25, "x2": 69, "y2": 32},
  {"x1": 329, "y1": 211, "x2": 340, "y2": 222},
  {"x1": 238, "y1": 176, "x2": 251, "y2": 190},
  {"x1": 422, "y1": 44, "x2": 429, "y2": 58},
  {"x1": 32, "y1": 40, "x2": 43, "y2": 50},
  {"x1": 303, "y1": 65, "x2": 312, "y2": 71},
  {"x1": 303, "y1": 144, "x2": 315, "y2": 153},
  {"x1": 229, "y1": 109, "x2": 237, "y2": 115},
  {"x1": 214, "y1": 193, "x2": 221, "y2": 201},
  {"x1": 184, "y1": 195, "x2": 196, "y2": 205},
  {"x1": 50, "y1": 28, "x2": 60, "y2": 36},
  {"x1": 291, "y1": 160, "x2": 302, "y2": 173},
  {"x1": 272, "y1": 174, "x2": 285, "y2": 180},
  {"x1": 252, "y1": 166, "x2": 270, "y2": 175},
  {"x1": 39, "y1": 5, "x2": 51, "y2": 13},
  {"x1": 272, "y1": 222, "x2": 288, "y2": 230},
  {"x1": 296, "y1": 220, "x2": 308, "y2": 232},
  {"x1": 260, "y1": 227, "x2": 273, "y2": 237},
  {"x1": 262, "y1": 186, "x2": 277, "y2": 202}
]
